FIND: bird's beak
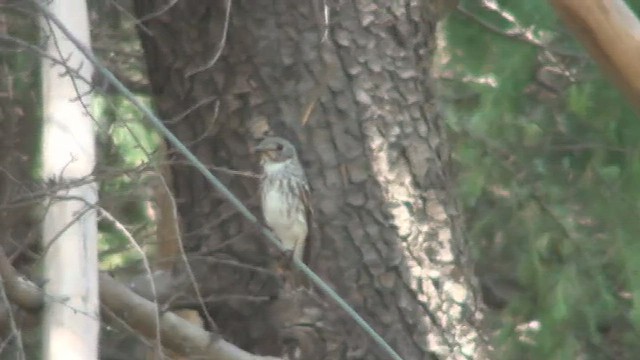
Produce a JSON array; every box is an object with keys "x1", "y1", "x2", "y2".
[
  {"x1": 252, "y1": 143, "x2": 273, "y2": 154},
  {"x1": 253, "y1": 144, "x2": 278, "y2": 162}
]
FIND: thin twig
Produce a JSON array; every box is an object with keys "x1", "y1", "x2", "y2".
[
  {"x1": 0, "y1": 272, "x2": 25, "y2": 360},
  {"x1": 136, "y1": 0, "x2": 179, "y2": 22},
  {"x1": 106, "y1": 0, "x2": 152, "y2": 36},
  {"x1": 39, "y1": 197, "x2": 93, "y2": 261},
  {"x1": 166, "y1": 159, "x2": 261, "y2": 179},
  {"x1": 0, "y1": 244, "x2": 281, "y2": 359},
  {"x1": 168, "y1": 294, "x2": 272, "y2": 309},
  {"x1": 41, "y1": 14, "x2": 97, "y2": 133},
  {"x1": 184, "y1": 255, "x2": 277, "y2": 276},
  {"x1": 95, "y1": 206, "x2": 165, "y2": 358},
  {"x1": 152, "y1": 173, "x2": 220, "y2": 333},
  {"x1": 185, "y1": 0, "x2": 232, "y2": 77},
  {"x1": 0, "y1": 33, "x2": 94, "y2": 88},
  {"x1": 32, "y1": 3, "x2": 405, "y2": 358},
  {"x1": 455, "y1": 5, "x2": 583, "y2": 58},
  {"x1": 165, "y1": 95, "x2": 218, "y2": 124}
]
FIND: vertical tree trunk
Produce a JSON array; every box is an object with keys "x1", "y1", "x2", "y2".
[
  {"x1": 134, "y1": 0, "x2": 486, "y2": 358},
  {"x1": 40, "y1": 0, "x2": 99, "y2": 358}
]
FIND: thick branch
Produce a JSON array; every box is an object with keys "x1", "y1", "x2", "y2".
[
  {"x1": 0, "y1": 248, "x2": 280, "y2": 360},
  {"x1": 100, "y1": 274, "x2": 281, "y2": 360},
  {"x1": 549, "y1": 0, "x2": 640, "y2": 112},
  {"x1": 0, "y1": 248, "x2": 43, "y2": 311}
]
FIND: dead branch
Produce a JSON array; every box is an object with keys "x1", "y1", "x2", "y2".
[
  {"x1": 0, "y1": 247, "x2": 42, "y2": 311},
  {"x1": 0, "y1": 246, "x2": 281, "y2": 360},
  {"x1": 549, "y1": 0, "x2": 640, "y2": 113},
  {"x1": 100, "y1": 274, "x2": 282, "y2": 360}
]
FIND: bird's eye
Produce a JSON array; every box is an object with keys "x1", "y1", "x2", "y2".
[{"x1": 275, "y1": 143, "x2": 283, "y2": 151}]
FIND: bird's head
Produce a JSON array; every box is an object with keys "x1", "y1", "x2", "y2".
[{"x1": 253, "y1": 137, "x2": 298, "y2": 167}]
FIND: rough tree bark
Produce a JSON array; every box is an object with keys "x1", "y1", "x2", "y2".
[{"x1": 133, "y1": 0, "x2": 486, "y2": 358}]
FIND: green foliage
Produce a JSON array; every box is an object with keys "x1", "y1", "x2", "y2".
[
  {"x1": 85, "y1": 0, "x2": 161, "y2": 271},
  {"x1": 2, "y1": 11, "x2": 44, "y2": 178},
  {"x1": 441, "y1": 0, "x2": 640, "y2": 358},
  {"x1": 94, "y1": 94, "x2": 160, "y2": 270}
]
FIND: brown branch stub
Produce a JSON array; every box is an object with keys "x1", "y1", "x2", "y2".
[
  {"x1": 141, "y1": 168, "x2": 181, "y2": 272},
  {"x1": 549, "y1": 0, "x2": 640, "y2": 113}
]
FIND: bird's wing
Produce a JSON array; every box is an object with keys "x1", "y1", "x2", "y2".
[{"x1": 300, "y1": 182, "x2": 316, "y2": 265}]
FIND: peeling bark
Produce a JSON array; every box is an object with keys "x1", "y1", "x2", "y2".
[{"x1": 133, "y1": 0, "x2": 487, "y2": 358}]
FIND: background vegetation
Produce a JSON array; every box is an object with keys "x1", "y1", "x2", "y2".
[
  {"x1": 440, "y1": 0, "x2": 640, "y2": 358},
  {"x1": 3, "y1": 0, "x2": 640, "y2": 358}
]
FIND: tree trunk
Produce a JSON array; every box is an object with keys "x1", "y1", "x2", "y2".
[
  {"x1": 40, "y1": 0, "x2": 100, "y2": 358},
  {"x1": 133, "y1": 0, "x2": 486, "y2": 358}
]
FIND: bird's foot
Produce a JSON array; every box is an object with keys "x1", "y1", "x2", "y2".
[{"x1": 278, "y1": 249, "x2": 295, "y2": 270}]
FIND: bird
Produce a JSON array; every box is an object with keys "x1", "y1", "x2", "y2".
[{"x1": 254, "y1": 136, "x2": 313, "y2": 286}]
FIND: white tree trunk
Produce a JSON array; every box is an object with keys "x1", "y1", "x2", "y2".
[{"x1": 40, "y1": 0, "x2": 99, "y2": 358}]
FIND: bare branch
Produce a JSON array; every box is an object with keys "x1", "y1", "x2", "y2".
[
  {"x1": 136, "y1": 0, "x2": 179, "y2": 22},
  {"x1": 96, "y1": 206, "x2": 164, "y2": 357},
  {"x1": 0, "y1": 33, "x2": 94, "y2": 88},
  {"x1": 549, "y1": 0, "x2": 640, "y2": 114},
  {"x1": 141, "y1": 172, "x2": 220, "y2": 333},
  {"x1": 0, "y1": 245, "x2": 281, "y2": 360},
  {"x1": 0, "y1": 249, "x2": 27, "y2": 360},
  {"x1": 185, "y1": 0, "x2": 231, "y2": 77},
  {"x1": 0, "y1": 247, "x2": 43, "y2": 311},
  {"x1": 455, "y1": 4, "x2": 583, "y2": 58},
  {"x1": 101, "y1": 273, "x2": 282, "y2": 359}
]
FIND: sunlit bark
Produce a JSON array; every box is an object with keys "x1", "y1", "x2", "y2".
[{"x1": 40, "y1": 0, "x2": 99, "y2": 358}]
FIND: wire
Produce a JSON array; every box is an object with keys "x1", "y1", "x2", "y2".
[{"x1": 33, "y1": 2, "x2": 405, "y2": 359}]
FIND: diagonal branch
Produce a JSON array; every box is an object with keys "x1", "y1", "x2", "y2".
[
  {"x1": 99, "y1": 274, "x2": 281, "y2": 360},
  {"x1": 0, "y1": 245, "x2": 281, "y2": 360},
  {"x1": 549, "y1": 0, "x2": 640, "y2": 114},
  {"x1": 30, "y1": 2, "x2": 406, "y2": 359}
]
